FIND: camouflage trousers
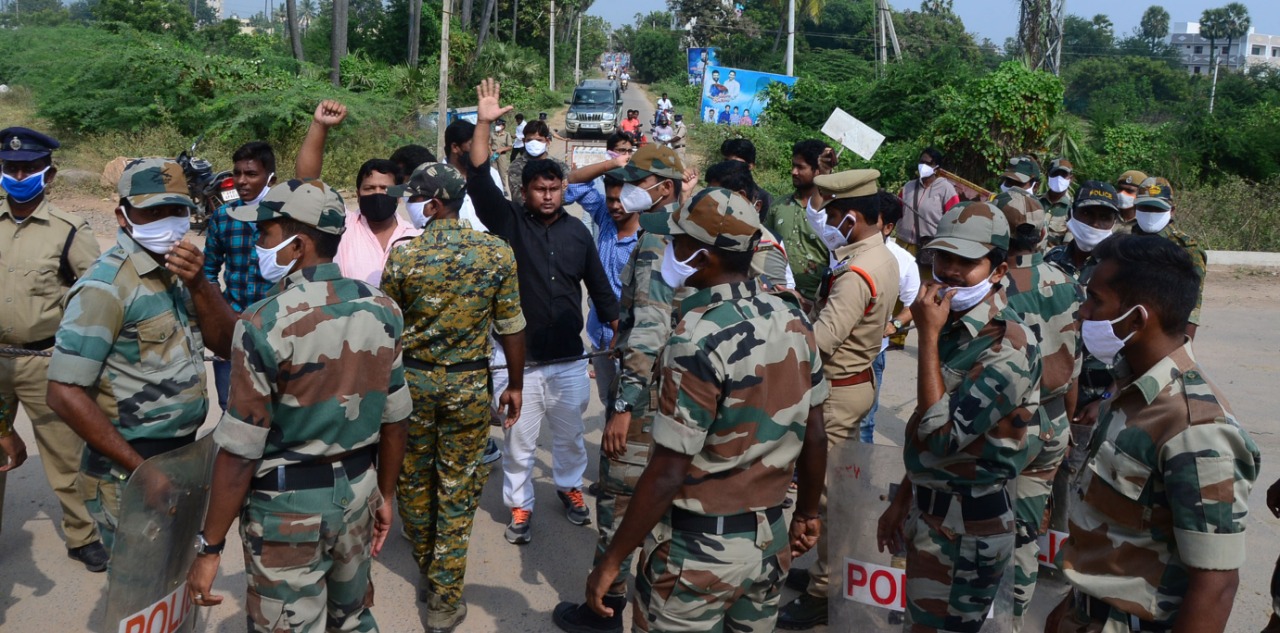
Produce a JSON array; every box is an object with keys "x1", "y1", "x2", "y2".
[
  {"x1": 904, "y1": 498, "x2": 1016, "y2": 633},
  {"x1": 82, "y1": 473, "x2": 124, "y2": 555},
  {"x1": 593, "y1": 435, "x2": 650, "y2": 596},
  {"x1": 241, "y1": 467, "x2": 381, "y2": 632},
  {"x1": 633, "y1": 513, "x2": 791, "y2": 633},
  {"x1": 1013, "y1": 401, "x2": 1070, "y2": 622},
  {"x1": 397, "y1": 366, "x2": 491, "y2": 608}
]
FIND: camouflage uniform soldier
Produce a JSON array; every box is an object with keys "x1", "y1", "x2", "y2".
[
  {"x1": 381, "y1": 163, "x2": 527, "y2": 632},
  {"x1": 1112, "y1": 170, "x2": 1147, "y2": 235},
  {"x1": 995, "y1": 191, "x2": 1084, "y2": 626},
  {"x1": 994, "y1": 156, "x2": 1046, "y2": 249},
  {"x1": 779, "y1": 169, "x2": 901, "y2": 630},
  {"x1": 1132, "y1": 179, "x2": 1206, "y2": 339},
  {"x1": 583, "y1": 188, "x2": 830, "y2": 633},
  {"x1": 1050, "y1": 235, "x2": 1259, "y2": 633},
  {"x1": 554, "y1": 145, "x2": 690, "y2": 633},
  {"x1": 1044, "y1": 182, "x2": 1122, "y2": 538},
  {"x1": 0, "y1": 127, "x2": 106, "y2": 569},
  {"x1": 47, "y1": 158, "x2": 236, "y2": 556},
  {"x1": 1040, "y1": 158, "x2": 1075, "y2": 248},
  {"x1": 186, "y1": 179, "x2": 411, "y2": 632},
  {"x1": 878, "y1": 202, "x2": 1041, "y2": 633}
]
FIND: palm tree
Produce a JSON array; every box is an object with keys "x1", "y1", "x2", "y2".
[
  {"x1": 1222, "y1": 2, "x2": 1251, "y2": 70},
  {"x1": 1200, "y1": 7, "x2": 1228, "y2": 112},
  {"x1": 330, "y1": 0, "x2": 348, "y2": 86},
  {"x1": 299, "y1": 0, "x2": 317, "y2": 34},
  {"x1": 285, "y1": 0, "x2": 304, "y2": 63}
]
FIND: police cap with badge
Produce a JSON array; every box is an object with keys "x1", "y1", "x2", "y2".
[{"x1": 0, "y1": 127, "x2": 60, "y2": 162}]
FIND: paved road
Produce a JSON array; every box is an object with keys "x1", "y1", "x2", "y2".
[{"x1": 5, "y1": 144, "x2": 1280, "y2": 631}]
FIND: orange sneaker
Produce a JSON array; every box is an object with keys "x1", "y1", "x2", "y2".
[
  {"x1": 506, "y1": 507, "x2": 532, "y2": 544},
  {"x1": 558, "y1": 488, "x2": 592, "y2": 526}
]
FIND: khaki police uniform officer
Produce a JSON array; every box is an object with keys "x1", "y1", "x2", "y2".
[{"x1": 0, "y1": 126, "x2": 105, "y2": 568}]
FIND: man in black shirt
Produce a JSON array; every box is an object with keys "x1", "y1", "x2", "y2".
[{"x1": 470, "y1": 78, "x2": 621, "y2": 546}]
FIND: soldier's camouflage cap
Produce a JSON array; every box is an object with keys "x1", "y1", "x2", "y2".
[
  {"x1": 639, "y1": 187, "x2": 761, "y2": 252},
  {"x1": 1073, "y1": 180, "x2": 1120, "y2": 212},
  {"x1": 1134, "y1": 178, "x2": 1173, "y2": 211},
  {"x1": 993, "y1": 189, "x2": 1046, "y2": 233},
  {"x1": 228, "y1": 178, "x2": 346, "y2": 235},
  {"x1": 1002, "y1": 155, "x2": 1041, "y2": 185},
  {"x1": 1116, "y1": 170, "x2": 1147, "y2": 187},
  {"x1": 387, "y1": 162, "x2": 465, "y2": 200},
  {"x1": 924, "y1": 201, "x2": 1010, "y2": 259},
  {"x1": 117, "y1": 158, "x2": 198, "y2": 210},
  {"x1": 1047, "y1": 157, "x2": 1074, "y2": 176},
  {"x1": 813, "y1": 169, "x2": 880, "y2": 210},
  {"x1": 0, "y1": 126, "x2": 59, "y2": 161},
  {"x1": 606, "y1": 143, "x2": 685, "y2": 182}
]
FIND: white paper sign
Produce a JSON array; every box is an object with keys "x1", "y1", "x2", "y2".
[{"x1": 821, "y1": 108, "x2": 886, "y2": 161}]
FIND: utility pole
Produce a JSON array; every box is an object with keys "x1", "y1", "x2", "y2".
[
  {"x1": 437, "y1": 0, "x2": 451, "y2": 159},
  {"x1": 575, "y1": 12, "x2": 582, "y2": 84},
  {"x1": 549, "y1": 0, "x2": 556, "y2": 91},
  {"x1": 407, "y1": 0, "x2": 421, "y2": 66},
  {"x1": 1210, "y1": 58, "x2": 1220, "y2": 113},
  {"x1": 785, "y1": 0, "x2": 795, "y2": 76}
]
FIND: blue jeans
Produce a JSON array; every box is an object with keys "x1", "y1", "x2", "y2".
[
  {"x1": 861, "y1": 350, "x2": 887, "y2": 443},
  {"x1": 213, "y1": 359, "x2": 231, "y2": 413}
]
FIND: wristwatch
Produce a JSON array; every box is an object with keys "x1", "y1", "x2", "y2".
[
  {"x1": 891, "y1": 319, "x2": 904, "y2": 330},
  {"x1": 196, "y1": 531, "x2": 225, "y2": 556},
  {"x1": 613, "y1": 399, "x2": 634, "y2": 414}
]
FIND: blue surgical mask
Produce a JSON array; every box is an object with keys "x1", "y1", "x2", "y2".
[{"x1": 1, "y1": 167, "x2": 50, "y2": 203}]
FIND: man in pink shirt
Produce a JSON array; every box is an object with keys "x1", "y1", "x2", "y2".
[{"x1": 294, "y1": 101, "x2": 422, "y2": 285}]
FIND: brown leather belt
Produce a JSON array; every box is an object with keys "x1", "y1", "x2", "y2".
[{"x1": 830, "y1": 368, "x2": 873, "y2": 388}]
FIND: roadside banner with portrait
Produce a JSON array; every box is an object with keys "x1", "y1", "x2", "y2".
[
  {"x1": 687, "y1": 47, "x2": 719, "y2": 86},
  {"x1": 699, "y1": 65, "x2": 797, "y2": 127}
]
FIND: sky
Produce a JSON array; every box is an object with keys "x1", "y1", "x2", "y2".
[{"x1": 587, "y1": 0, "x2": 1279, "y2": 46}]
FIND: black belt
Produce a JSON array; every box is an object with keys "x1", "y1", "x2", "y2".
[
  {"x1": 19, "y1": 337, "x2": 55, "y2": 352},
  {"x1": 915, "y1": 486, "x2": 1010, "y2": 522},
  {"x1": 669, "y1": 506, "x2": 784, "y2": 535},
  {"x1": 251, "y1": 446, "x2": 375, "y2": 492},
  {"x1": 1078, "y1": 593, "x2": 1172, "y2": 632},
  {"x1": 130, "y1": 434, "x2": 196, "y2": 460},
  {"x1": 404, "y1": 357, "x2": 488, "y2": 374}
]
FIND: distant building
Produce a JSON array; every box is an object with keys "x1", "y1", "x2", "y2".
[{"x1": 1170, "y1": 22, "x2": 1280, "y2": 75}]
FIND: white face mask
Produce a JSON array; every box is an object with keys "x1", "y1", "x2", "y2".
[
  {"x1": 620, "y1": 181, "x2": 661, "y2": 214},
  {"x1": 918, "y1": 163, "x2": 936, "y2": 180},
  {"x1": 407, "y1": 200, "x2": 431, "y2": 229},
  {"x1": 999, "y1": 183, "x2": 1012, "y2": 194},
  {"x1": 246, "y1": 172, "x2": 275, "y2": 206},
  {"x1": 1116, "y1": 192, "x2": 1136, "y2": 209},
  {"x1": 1048, "y1": 176, "x2": 1071, "y2": 194},
  {"x1": 805, "y1": 200, "x2": 854, "y2": 251},
  {"x1": 124, "y1": 209, "x2": 190, "y2": 254},
  {"x1": 1081, "y1": 305, "x2": 1146, "y2": 366},
  {"x1": 255, "y1": 235, "x2": 299, "y2": 283},
  {"x1": 933, "y1": 272, "x2": 994, "y2": 313},
  {"x1": 1135, "y1": 210, "x2": 1171, "y2": 234},
  {"x1": 1067, "y1": 217, "x2": 1112, "y2": 252},
  {"x1": 524, "y1": 140, "x2": 548, "y2": 157},
  {"x1": 659, "y1": 242, "x2": 705, "y2": 289}
]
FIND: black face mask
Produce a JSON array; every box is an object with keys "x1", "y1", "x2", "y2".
[{"x1": 358, "y1": 193, "x2": 399, "y2": 222}]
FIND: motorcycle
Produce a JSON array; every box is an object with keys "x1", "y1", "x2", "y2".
[
  {"x1": 620, "y1": 78, "x2": 629, "y2": 92},
  {"x1": 175, "y1": 136, "x2": 235, "y2": 233}
]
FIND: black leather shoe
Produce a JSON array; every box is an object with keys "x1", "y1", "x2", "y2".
[
  {"x1": 551, "y1": 595, "x2": 626, "y2": 633},
  {"x1": 776, "y1": 593, "x2": 829, "y2": 630},
  {"x1": 784, "y1": 566, "x2": 810, "y2": 592},
  {"x1": 68, "y1": 541, "x2": 108, "y2": 573}
]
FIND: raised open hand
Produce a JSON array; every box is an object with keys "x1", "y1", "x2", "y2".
[{"x1": 475, "y1": 78, "x2": 514, "y2": 123}]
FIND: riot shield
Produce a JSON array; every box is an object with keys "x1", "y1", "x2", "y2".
[
  {"x1": 104, "y1": 434, "x2": 215, "y2": 633},
  {"x1": 827, "y1": 442, "x2": 1016, "y2": 632}
]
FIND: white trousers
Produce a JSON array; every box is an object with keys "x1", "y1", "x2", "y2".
[{"x1": 492, "y1": 359, "x2": 590, "y2": 511}]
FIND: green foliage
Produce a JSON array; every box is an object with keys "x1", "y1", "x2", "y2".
[
  {"x1": 94, "y1": 0, "x2": 193, "y2": 36},
  {"x1": 1063, "y1": 55, "x2": 1191, "y2": 125},
  {"x1": 630, "y1": 29, "x2": 684, "y2": 84},
  {"x1": 928, "y1": 61, "x2": 1064, "y2": 184},
  {"x1": 1178, "y1": 176, "x2": 1280, "y2": 251}
]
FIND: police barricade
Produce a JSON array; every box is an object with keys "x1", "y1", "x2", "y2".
[
  {"x1": 827, "y1": 441, "x2": 1017, "y2": 632},
  {"x1": 105, "y1": 434, "x2": 216, "y2": 633}
]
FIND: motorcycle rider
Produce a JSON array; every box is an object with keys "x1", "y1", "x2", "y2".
[{"x1": 652, "y1": 114, "x2": 675, "y2": 148}]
